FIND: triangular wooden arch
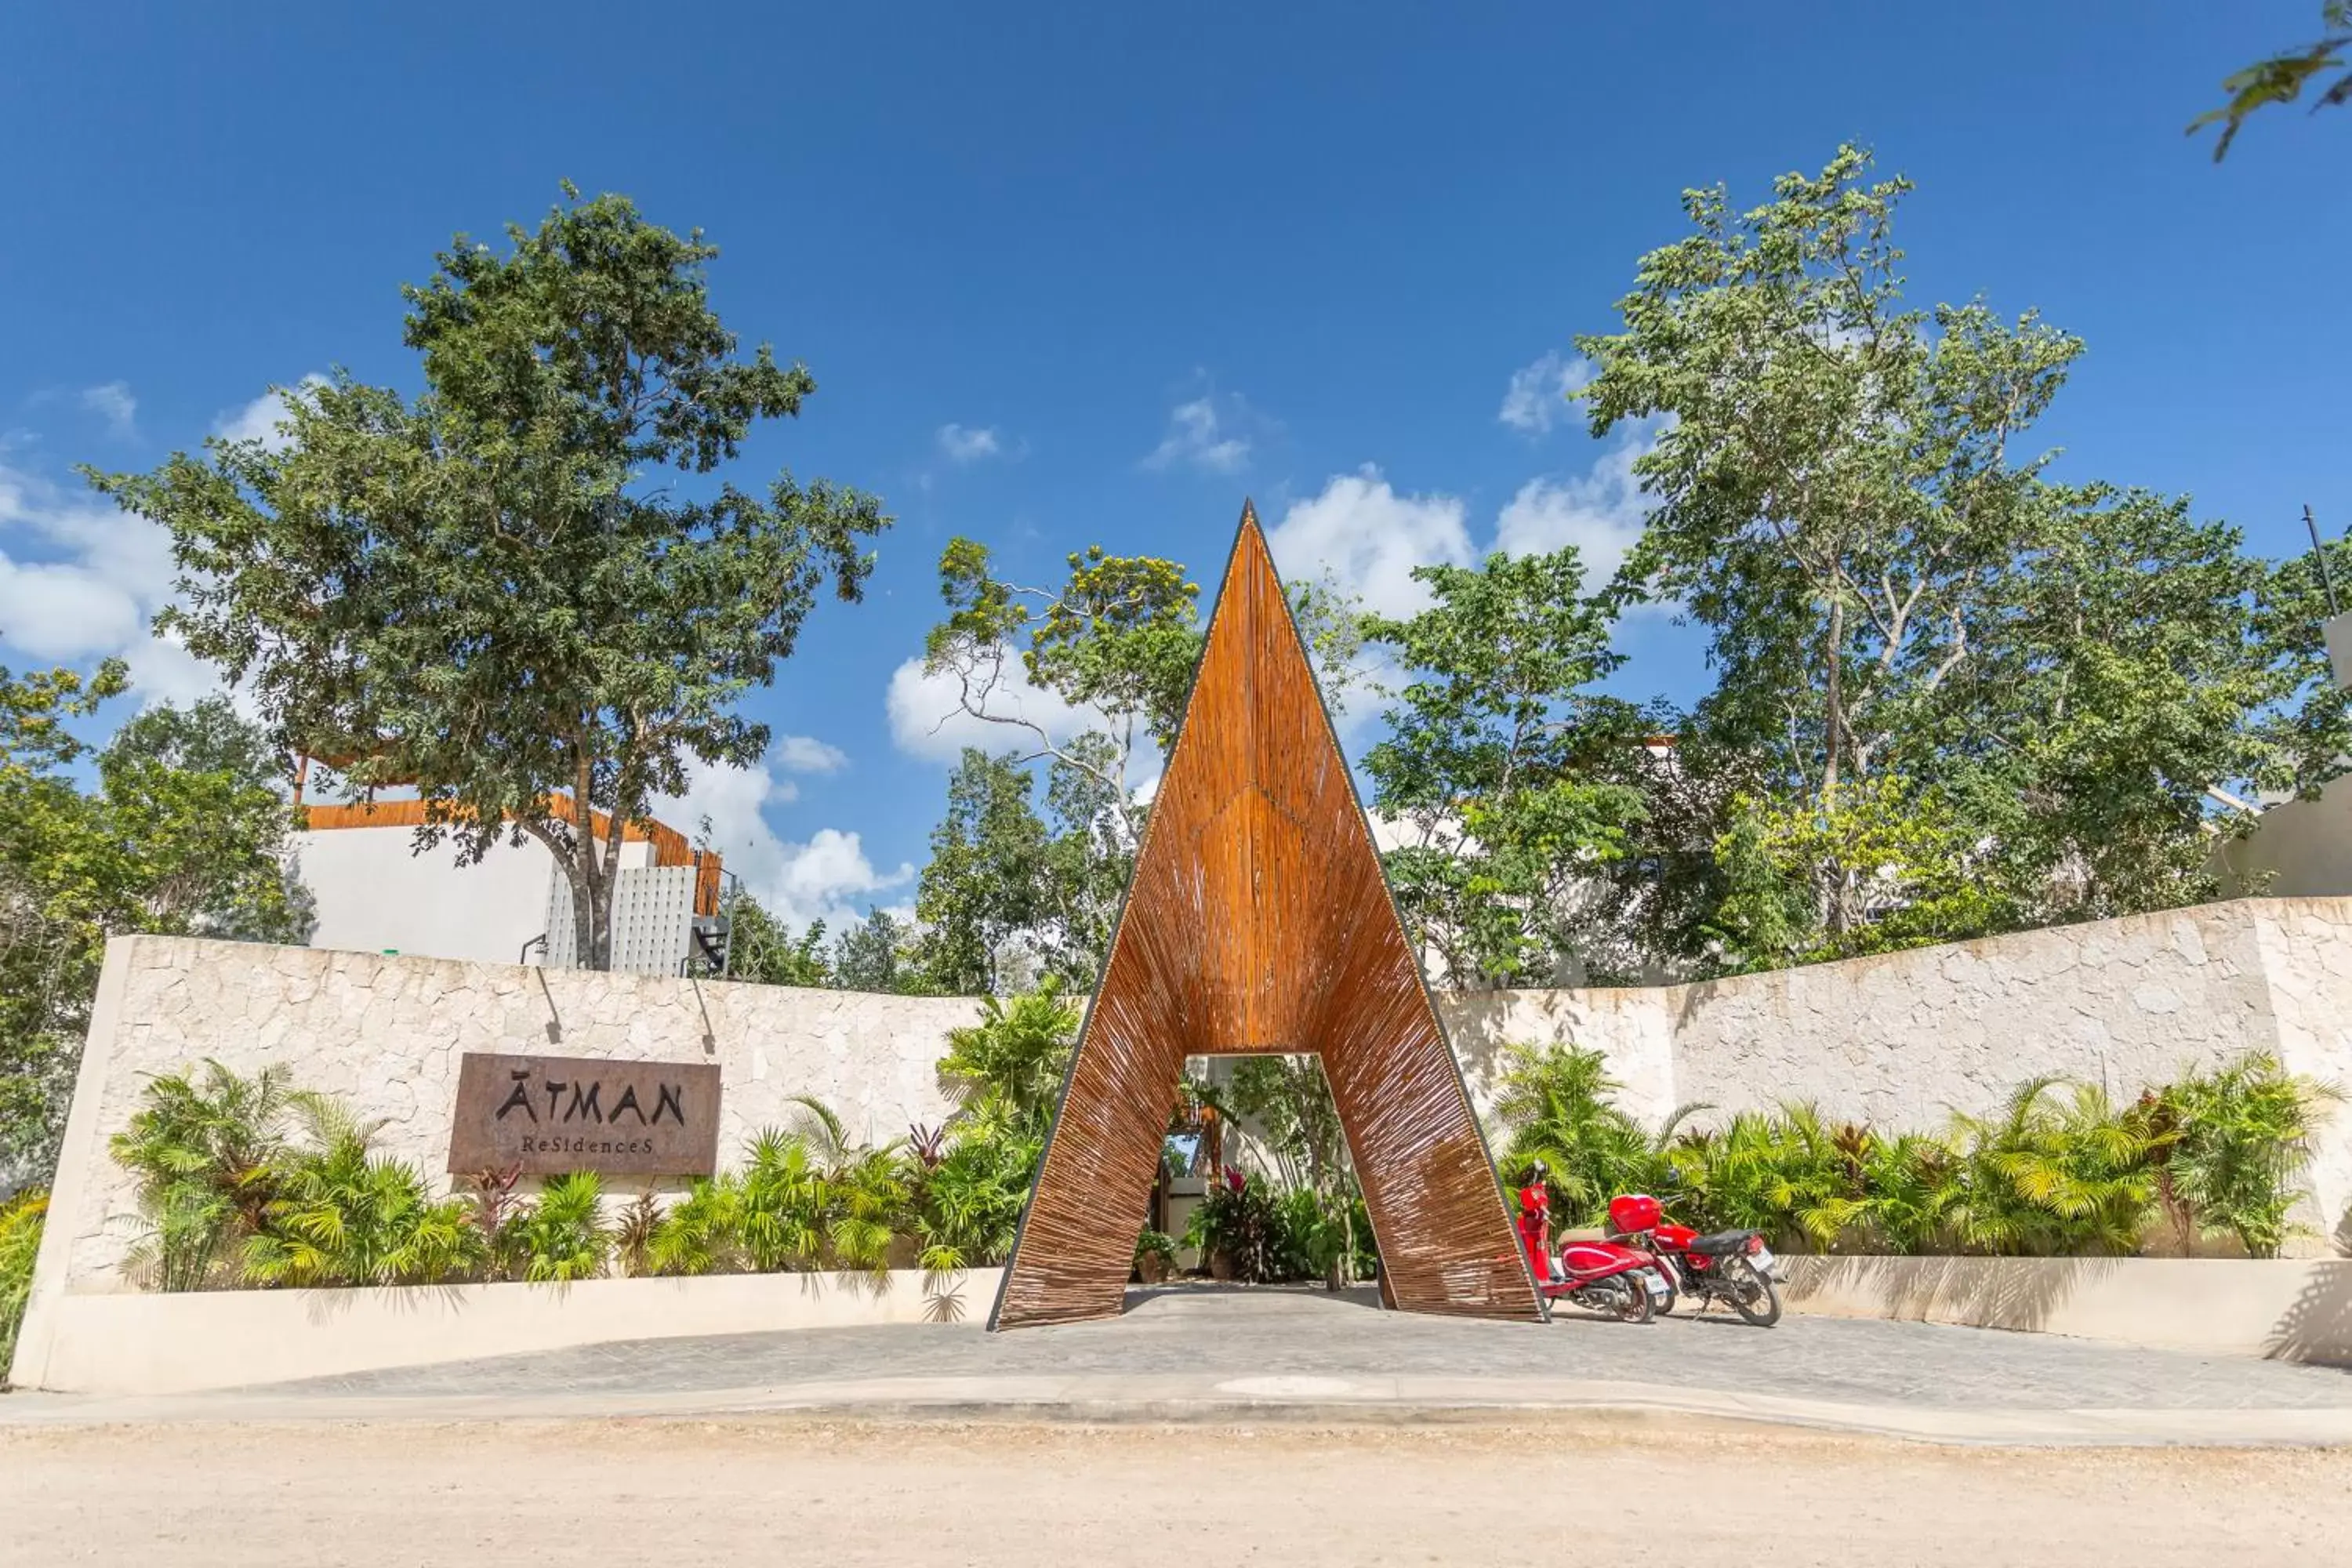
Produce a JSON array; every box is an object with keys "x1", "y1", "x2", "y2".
[{"x1": 988, "y1": 503, "x2": 1541, "y2": 1329}]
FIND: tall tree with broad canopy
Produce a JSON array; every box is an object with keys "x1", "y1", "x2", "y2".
[
  {"x1": 1577, "y1": 146, "x2": 2349, "y2": 964},
  {"x1": 89, "y1": 186, "x2": 889, "y2": 971},
  {"x1": 1359, "y1": 547, "x2": 1654, "y2": 985}
]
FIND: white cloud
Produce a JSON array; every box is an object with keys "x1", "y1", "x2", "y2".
[
  {"x1": 936, "y1": 423, "x2": 1002, "y2": 462},
  {"x1": 653, "y1": 755, "x2": 911, "y2": 930},
  {"x1": 1492, "y1": 435, "x2": 1650, "y2": 589},
  {"x1": 1498, "y1": 350, "x2": 1593, "y2": 436},
  {"x1": 79, "y1": 382, "x2": 137, "y2": 440},
  {"x1": 0, "y1": 554, "x2": 145, "y2": 659},
  {"x1": 1144, "y1": 395, "x2": 1253, "y2": 474},
  {"x1": 0, "y1": 458, "x2": 198, "y2": 691},
  {"x1": 885, "y1": 654, "x2": 1091, "y2": 764},
  {"x1": 213, "y1": 374, "x2": 328, "y2": 452},
  {"x1": 774, "y1": 734, "x2": 850, "y2": 774},
  {"x1": 1265, "y1": 466, "x2": 1474, "y2": 619}
]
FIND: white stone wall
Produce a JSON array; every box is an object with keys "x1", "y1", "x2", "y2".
[
  {"x1": 31, "y1": 898, "x2": 2352, "y2": 1307},
  {"x1": 44, "y1": 936, "x2": 975, "y2": 1295}
]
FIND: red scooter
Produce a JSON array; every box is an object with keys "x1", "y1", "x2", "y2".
[
  {"x1": 1605, "y1": 1192, "x2": 1783, "y2": 1327},
  {"x1": 1515, "y1": 1163, "x2": 1670, "y2": 1323}
]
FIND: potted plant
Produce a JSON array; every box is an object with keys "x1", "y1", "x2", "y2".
[
  {"x1": 1185, "y1": 1167, "x2": 1279, "y2": 1283},
  {"x1": 1133, "y1": 1227, "x2": 1178, "y2": 1284}
]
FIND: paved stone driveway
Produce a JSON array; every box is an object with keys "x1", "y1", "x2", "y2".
[{"x1": 260, "y1": 1284, "x2": 2352, "y2": 1410}]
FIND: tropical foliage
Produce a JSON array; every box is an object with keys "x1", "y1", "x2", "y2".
[
  {"x1": 2, "y1": 680, "x2": 311, "y2": 1185},
  {"x1": 1, "y1": 1187, "x2": 45, "y2": 1377},
  {"x1": 1490, "y1": 1041, "x2": 2333, "y2": 1258}
]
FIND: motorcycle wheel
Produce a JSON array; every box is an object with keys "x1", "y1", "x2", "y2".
[
  {"x1": 1650, "y1": 1276, "x2": 1678, "y2": 1316},
  {"x1": 1613, "y1": 1275, "x2": 1654, "y2": 1325},
  {"x1": 1726, "y1": 1257, "x2": 1782, "y2": 1327}
]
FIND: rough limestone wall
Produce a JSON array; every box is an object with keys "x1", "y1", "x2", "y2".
[
  {"x1": 2249, "y1": 898, "x2": 2352, "y2": 1243},
  {"x1": 1437, "y1": 987, "x2": 1678, "y2": 1131},
  {"x1": 1661, "y1": 902, "x2": 2285, "y2": 1129},
  {"x1": 49, "y1": 899, "x2": 2352, "y2": 1294},
  {"x1": 57, "y1": 936, "x2": 976, "y2": 1293},
  {"x1": 1468, "y1": 899, "x2": 2352, "y2": 1248}
]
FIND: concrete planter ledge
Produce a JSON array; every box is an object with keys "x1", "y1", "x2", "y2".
[
  {"x1": 1781, "y1": 1254, "x2": 2352, "y2": 1366},
  {"x1": 11, "y1": 1267, "x2": 1003, "y2": 1396}
]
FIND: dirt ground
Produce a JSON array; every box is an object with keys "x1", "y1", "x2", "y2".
[{"x1": 0, "y1": 1416, "x2": 2334, "y2": 1566}]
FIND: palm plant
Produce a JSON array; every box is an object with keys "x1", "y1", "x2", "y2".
[
  {"x1": 1490, "y1": 1043, "x2": 1658, "y2": 1226},
  {"x1": 503, "y1": 1171, "x2": 611, "y2": 1283},
  {"x1": 1, "y1": 1187, "x2": 47, "y2": 1376},
  {"x1": 1855, "y1": 1130, "x2": 1964, "y2": 1254},
  {"x1": 912, "y1": 1101, "x2": 1040, "y2": 1272},
  {"x1": 937, "y1": 978, "x2": 1080, "y2": 1135},
  {"x1": 736, "y1": 1127, "x2": 829, "y2": 1271},
  {"x1": 1947, "y1": 1079, "x2": 2155, "y2": 1256},
  {"x1": 786, "y1": 1096, "x2": 912, "y2": 1276},
  {"x1": 913, "y1": 980, "x2": 1081, "y2": 1271},
  {"x1": 110, "y1": 1059, "x2": 294, "y2": 1290},
  {"x1": 1661, "y1": 1105, "x2": 1862, "y2": 1250},
  {"x1": 2147, "y1": 1052, "x2": 2338, "y2": 1258},
  {"x1": 647, "y1": 1175, "x2": 742, "y2": 1276},
  {"x1": 241, "y1": 1094, "x2": 477, "y2": 1287}
]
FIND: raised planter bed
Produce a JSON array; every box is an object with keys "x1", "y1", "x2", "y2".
[
  {"x1": 10, "y1": 1267, "x2": 1003, "y2": 1396},
  {"x1": 1780, "y1": 1254, "x2": 2352, "y2": 1367}
]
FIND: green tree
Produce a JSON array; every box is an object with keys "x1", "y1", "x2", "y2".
[
  {"x1": 2, "y1": 677, "x2": 310, "y2": 1179},
  {"x1": 1577, "y1": 147, "x2": 2347, "y2": 966},
  {"x1": 1362, "y1": 548, "x2": 1652, "y2": 985},
  {"x1": 913, "y1": 750, "x2": 1051, "y2": 994},
  {"x1": 1709, "y1": 775, "x2": 2013, "y2": 970},
  {"x1": 724, "y1": 893, "x2": 829, "y2": 987},
  {"x1": 89, "y1": 186, "x2": 889, "y2": 971},
  {"x1": 833, "y1": 906, "x2": 918, "y2": 994},
  {"x1": 2192, "y1": 2, "x2": 2351, "y2": 160}
]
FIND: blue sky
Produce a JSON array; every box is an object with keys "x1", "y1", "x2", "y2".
[{"x1": 2, "y1": 3, "x2": 2347, "y2": 929}]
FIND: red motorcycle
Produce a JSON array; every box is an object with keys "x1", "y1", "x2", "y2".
[
  {"x1": 1605, "y1": 1192, "x2": 1783, "y2": 1327},
  {"x1": 1515, "y1": 1165, "x2": 1670, "y2": 1323}
]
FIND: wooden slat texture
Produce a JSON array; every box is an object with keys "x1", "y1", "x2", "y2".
[{"x1": 989, "y1": 505, "x2": 1540, "y2": 1330}]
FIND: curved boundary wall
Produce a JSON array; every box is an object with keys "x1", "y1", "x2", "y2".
[{"x1": 15, "y1": 897, "x2": 2352, "y2": 1389}]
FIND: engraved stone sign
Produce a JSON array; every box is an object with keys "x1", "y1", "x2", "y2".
[{"x1": 447, "y1": 1051, "x2": 721, "y2": 1176}]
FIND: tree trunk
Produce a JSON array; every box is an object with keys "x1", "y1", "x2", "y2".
[{"x1": 1821, "y1": 593, "x2": 1847, "y2": 938}]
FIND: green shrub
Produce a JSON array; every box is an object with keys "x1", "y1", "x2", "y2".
[
  {"x1": 1486, "y1": 1044, "x2": 2330, "y2": 1259},
  {"x1": 502, "y1": 1171, "x2": 612, "y2": 1283},
  {"x1": 647, "y1": 1175, "x2": 742, "y2": 1276},
  {"x1": 1660, "y1": 1104, "x2": 1865, "y2": 1250},
  {"x1": 241, "y1": 1097, "x2": 477, "y2": 1287},
  {"x1": 110, "y1": 1060, "x2": 294, "y2": 1290},
  {"x1": 1947, "y1": 1080, "x2": 2154, "y2": 1256},
  {"x1": 1491, "y1": 1044, "x2": 1680, "y2": 1226},
  {"x1": 1, "y1": 1188, "x2": 45, "y2": 1376},
  {"x1": 2146, "y1": 1051, "x2": 2338, "y2": 1258},
  {"x1": 1185, "y1": 1170, "x2": 1287, "y2": 1281}
]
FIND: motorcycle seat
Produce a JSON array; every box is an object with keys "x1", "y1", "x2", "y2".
[{"x1": 1687, "y1": 1229, "x2": 1759, "y2": 1255}]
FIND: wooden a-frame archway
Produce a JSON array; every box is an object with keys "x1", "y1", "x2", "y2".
[{"x1": 988, "y1": 503, "x2": 1541, "y2": 1330}]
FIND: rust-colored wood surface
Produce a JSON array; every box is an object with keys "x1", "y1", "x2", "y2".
[{"x1": 989, "y1": 505, "x2": 1540, "y2": 1330}]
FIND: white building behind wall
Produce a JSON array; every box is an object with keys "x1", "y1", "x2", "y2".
[
  {"x1": 289, "y1": 797, "x2": 720, "y2": 975},
  {"x1": 2216, "y1": 611, "x2": 2352, "y2": 901}
]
